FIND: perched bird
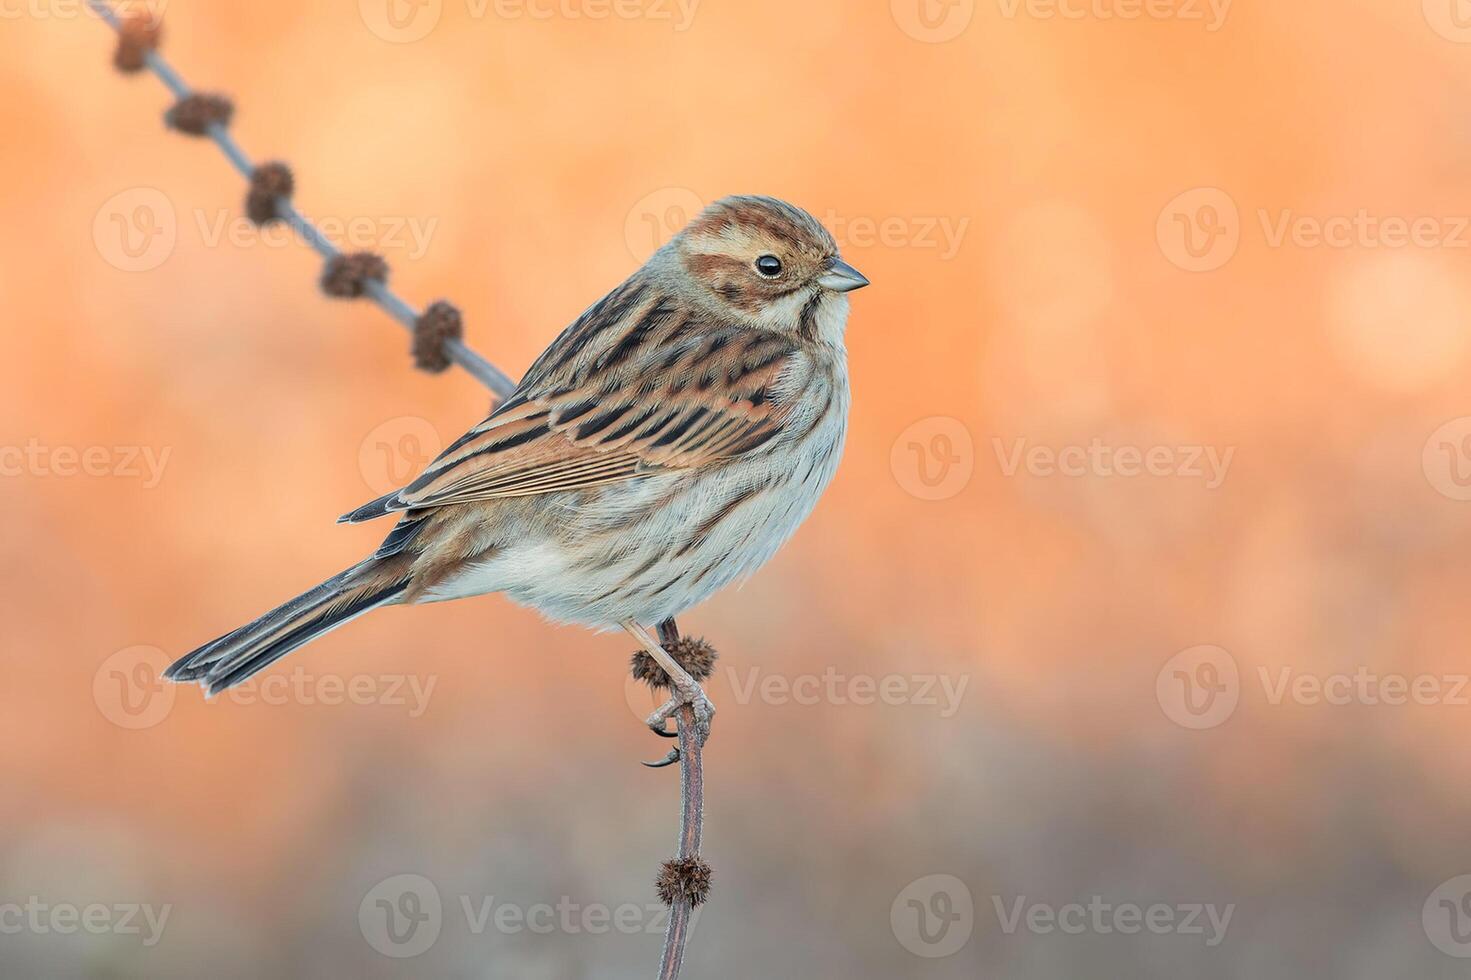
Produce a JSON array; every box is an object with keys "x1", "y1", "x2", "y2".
[{"x1": 166, "y1": 195, "x2": 868, "y2": 745}]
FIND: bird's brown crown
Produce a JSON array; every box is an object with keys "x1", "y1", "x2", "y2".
[{"x1": 675, "y1": 196, "x2": 839, "y2": 315}]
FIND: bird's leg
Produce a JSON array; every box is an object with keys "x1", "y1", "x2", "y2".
[{"x1": 624, "y1": 619, "x2": 716, "y2": 761}]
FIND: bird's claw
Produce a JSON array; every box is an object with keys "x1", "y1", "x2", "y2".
[
  {"x1": 642, "y1": 748, "x2": 681, "y2": 768},
  {"x1": 643, "y1": 681, "x2": 716, "y2": 766}
]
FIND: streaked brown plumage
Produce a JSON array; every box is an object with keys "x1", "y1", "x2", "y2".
[{"x1": 166, "y1": 196, "x2": 868, "y2": 736}]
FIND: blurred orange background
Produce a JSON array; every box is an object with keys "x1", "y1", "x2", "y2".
[{"x1": 5, "y1": 0, "x2": 1471, "y2": 976}]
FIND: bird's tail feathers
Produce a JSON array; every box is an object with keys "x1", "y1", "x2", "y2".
[{"x1": 164, "y1": 560, "x2": 409, "y2": 695}]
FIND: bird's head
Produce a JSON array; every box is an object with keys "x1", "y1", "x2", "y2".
[{"x1": 670, "y1": 195, "x2": 869, "y2": 334}]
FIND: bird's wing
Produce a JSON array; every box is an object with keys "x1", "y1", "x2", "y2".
[{"x1": 340, "y1": 292, "x2": 800, "y2": 522}]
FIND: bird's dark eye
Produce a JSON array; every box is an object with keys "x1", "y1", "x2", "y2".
[{"x1": 755, "y1": 254, "x2": 783, "y2": 278}]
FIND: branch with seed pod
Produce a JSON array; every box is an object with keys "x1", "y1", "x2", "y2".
[
  {"x1": 97, "y1": 2, "x2": 515, "y2": 397},
  {"x1": 633, "y1": 623, "x2": 719, "y2": 978},
  {"x1": 89, "y1": 4, "x2": 713, "y2": 976}
]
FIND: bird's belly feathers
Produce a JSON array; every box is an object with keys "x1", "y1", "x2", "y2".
[{"x1": 427, "y1": 399, "x2": 848, "y2": 627}]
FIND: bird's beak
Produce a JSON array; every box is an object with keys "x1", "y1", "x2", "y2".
[{"x1": 819, "y1": 257, "x2": 870, "y2": 293}]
